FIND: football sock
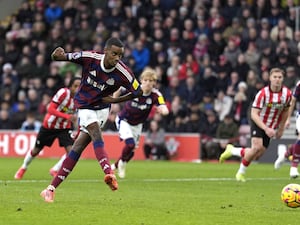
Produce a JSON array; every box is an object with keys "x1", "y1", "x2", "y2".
[
  {"x1": 51, "y1": 150, "x2": 80, "y2": 188},
  {"x1": 237, "y1": 159, "x2": 250, "y2": 174},
  {"x1": 21, "y1": 150, "x2": 37, "y2": 169},
  {"x1": 93, "y1": 140, "x2": 111, "y2": 174},
  {"x1": 232, "y1": 147, "x2": 243, "y2": 157},
  {"x1": 51, "y1": 154, "x2": 67, "y2": 171},
  {"x1": 287, "y1": 144, "x2": 294, "y2": 157},
  {"x1": 291, "y1": 140, "x2": 300, "y2": 167},
  {"x1": 122, "y1": 138, "x2": 135, "y2": 162}
]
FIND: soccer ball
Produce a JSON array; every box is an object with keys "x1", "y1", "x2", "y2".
[{"x1": 281, "y1": 183, "x2": 300, "y2": 208}]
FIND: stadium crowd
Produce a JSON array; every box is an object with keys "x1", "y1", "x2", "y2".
[{"x1": 0, "y1": 0, "x2": 300, "y2": 159}]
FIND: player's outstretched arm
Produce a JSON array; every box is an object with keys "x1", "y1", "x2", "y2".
[
  {"x1": 102, "y1": 92, "x2": 138, "y2": 104},
  {"x1": 51, "y1": 47, "x2": 68, "y2": 61}
]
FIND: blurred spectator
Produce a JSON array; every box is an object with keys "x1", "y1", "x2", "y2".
[
  {"x1": 27, "y1": 88, "x2": 40, "y2": 113},
  {"x1": 44, "y1": 0, "x2": 63, "y2": 25},
  {"x1": 199, "y1": 92, "x2": 214, "y2": 113},
  {"x1": 76, "y1": 19, "x2": 94, "y2": 49},
  {"x1": 231, "y1": 81, "x2": 249, "y2": 125},
  {"x1": 178, "y1": 53, "x2": 199, "y2": 81},
  {"x1": 193, "y1": 34, "x2": 209, "y2": 63},
  {"x1": 185, "y1": 104, "x2": 204, "y2": 133},
  {"x1": 208, "y1": 31, "x2": 226, "y2": 64},
  {"x1": 207, "y1": 7, "x2": 225, "y2": 30},
  {"x1": 234, "y1": 53, "x2": 250, "y2": 81},
  {"x1": 221, "y1": 0, "x2": 240, "y2": 26},
  {"x1": 166, "y1": 95, "x2": 187, "y2": 132},
  {"x1": 178, "y1": 76, "x2": 203, "y2": 106},
  {"x1": 199, "y1": 110, "x2": 220, "y2": 160},
  {"x1": 216, "y1": 114, "x2": 239, "y2": 157},
  {"x1": 1, "y1": 63, "x2": 19, "y2": 97},
  {"x1": 144, "y1": 120, "x2": 168, "y2": 160},
  {"x1": 166, "y1": 55, "x2": 180, "y2": 81},
  {"x1": 180, "y1": 18, "x2": 197, "y2": 56},
  {"x1": 198, "y1": 67, "x2": 218, "y2": 96},
  {"x1": 251, "y1": 0, "x2": 268, "y2": 21},
  {"x1": 16, "y1": 1, "x2": 34, "y2": 25},
  {"x1": 38, "y1": 91, "x2": 52, "y2": 116},
  {"x1": 131, "y1": 39, "x2": 150, "y2": 76},
  {"x1": 244, "y1": 42, "x2": 261, "y2": 73},
  {"x1": 11, "y1": 100, "x2": 28, "y2": 129},
  {"x1": 214, "y1": 90, "x2": 233, "y2": 121},
  {"x1": 283, "y1": 66, "x2": 297, "y2": 89},
  {"x1": 20, "y1": 111, "x2": 42, "y2": 132},
  {"x1": 267, "y1": 6, "x2": 283, "y2": 28},
  {"x1": 0, "y1": 109, "x2": 14, "y2": 129},
  {"x1": 194, "y1": 17, "x2": 210, "y2": 38},
  {"x1": 222, "y1": 17, "x2": 243, "y2": 42},
  {"x1": 226, "y1": 71, "x2": 240, "y2": 98}
]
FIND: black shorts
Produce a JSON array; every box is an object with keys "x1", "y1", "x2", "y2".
[
  {"x1": 35, "y1": 126, "x2": 74, "y2": 149},
  {"x1": 250, "y1": 120, "x2": 270, "y2": 148}
]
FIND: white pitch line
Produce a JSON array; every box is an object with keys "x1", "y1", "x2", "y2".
[{"x1": 0, "y1": 177, "x2": 289, "y2": 184}]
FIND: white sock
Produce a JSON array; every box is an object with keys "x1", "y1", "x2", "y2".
[
  {"x1": 237, "y1": 163, "x2": 247, "y2": 174},
  {"x1": 21, "y1": 150, "x2": 34, "y2": 169},
  {"x1": 232, "y1": 147, "x2": 243, "y2": 157},
  {"x1": 51, "y1": 154, "x2": 67, "y2": 171}
]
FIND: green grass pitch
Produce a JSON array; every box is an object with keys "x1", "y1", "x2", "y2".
[{"x1": 0, "y1": 157, "x2": 299, "y2": 225}]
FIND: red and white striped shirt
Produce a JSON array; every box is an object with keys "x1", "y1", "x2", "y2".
[
  {"x1": 43, "y1": 87, "x2": 75, "y2": 129},
  {"x1": 252, "y1": 85, "x2": 292, "y2": 129}
]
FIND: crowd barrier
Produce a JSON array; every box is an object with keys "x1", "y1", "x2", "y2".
[
  {"x1": 0, "y1": 130, "x2": 292, "y2": 163},
  {"x1": 0, "y1": 131, "x2": 200, "y2": 162}
]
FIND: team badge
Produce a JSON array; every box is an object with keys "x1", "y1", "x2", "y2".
[
  {"x1": 71, "y1": 52, "x2": 81, "y2": 59},
  {"x1": 146, "y1": 98, "x2": 152, "y2": 104},
  {"x1": 106, "y1": 78, "x2": 115, "y2": 85}
]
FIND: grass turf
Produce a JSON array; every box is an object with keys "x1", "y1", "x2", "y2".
[{"x1": 0, "y1": 157, "x2": 298, "y2": 225}]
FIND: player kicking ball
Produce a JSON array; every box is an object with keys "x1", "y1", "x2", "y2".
[{"x1": 111, "y1": 68, "x2": 169, "y2": 178}]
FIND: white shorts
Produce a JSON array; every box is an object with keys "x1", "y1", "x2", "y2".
[
  {"x1": 115, "y1": 115, "x2": 143, "y2": 146},
  {"x1": 78, "y1": 108, "x2": 109, "y2": 134}
]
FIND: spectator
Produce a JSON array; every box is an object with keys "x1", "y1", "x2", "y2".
[
  {"x1": 0, "y1": 109, "x2": 14, "y2": 129},
  {"x1": 208, "y1": 31, "x2": 226, "y2": 64},
  {"x1": 222, "y1": 17, "x2": 243, "y2": 42},
  {"x1": 244, "y1": 42, "x2": 261, "y2": 74},
  {"x1": 200, "y1": 110, "x2": 220, "y2": 160},
  {"x1": 11, "y1": 100, "x2": 28, "y2": 129},
  {"x1": 178, "y1": 76, "x2": 203, "y2": 106},
  {"x1": 44, "y1": 0, "x2": 63, "y2": 25},
  {"x1": 193, "y1": 17, "x2": 210, "y2": 38},
  {"x1": 235, "y1": 53, "x2": 250, "y2": 81},
  {"x1": 284, "y1": 66, "x2": 297, "y2": 89},
  {"x1": 144, "y1": 120, "x2": 168, "y2": 160},
  {"x1": 226, "y1": 71, "x2": 240, "y2": 98},
  {"x1": 131, "y1": 39, "x2": 150, "y2": 76},
  {"x1": 20, "y1": 112, "x2": 42, "y2": 132},
  {"x1": 193, "y1": 34, "x2": 209, "y2": 63},
  {"x1": 198, "y1": 67, "x2": 218, "y2": 96},
  {"x1": 216, "y1": 114, "x2": 239, "y2": 157},
  {"x1": 231, "y1": 81, "x2": 250, "y2": 125},
  {"x1": 221, "y1": 0, "x2": 240, "y2": 26},
  {"x1": 214, "y1": 90, "x2": 233, "y2": 121},
  {"x1": 178, "y1": 53, "x2": 199, "y2": 81}
]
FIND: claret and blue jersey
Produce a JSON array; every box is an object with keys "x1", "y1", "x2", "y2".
[
  {"x1": 118, "y1": 88, "x2": 166, "y2": 125},
  {"x1": 67, "y1": 51, "x2": 141, "y2": 109}
]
